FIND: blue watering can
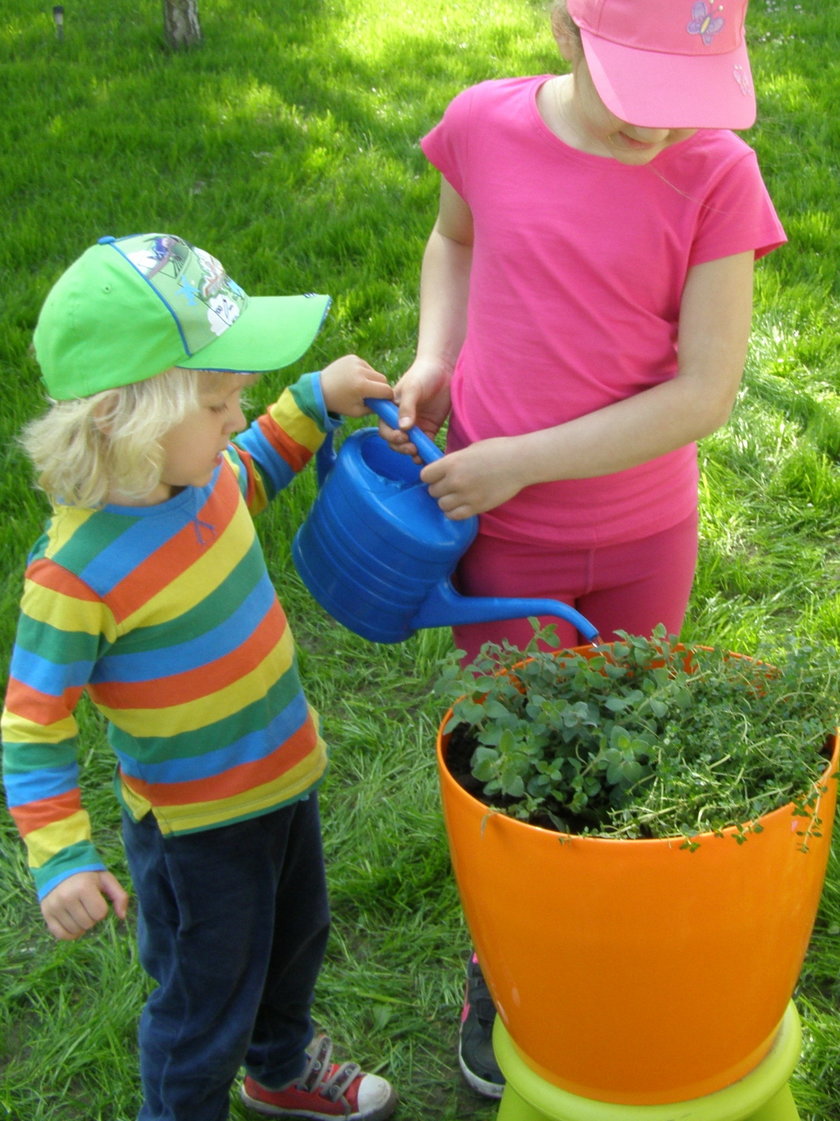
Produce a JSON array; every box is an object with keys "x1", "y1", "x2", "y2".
[{"x1": 291, "y1": 399, "x2": 600, "y2": 645}]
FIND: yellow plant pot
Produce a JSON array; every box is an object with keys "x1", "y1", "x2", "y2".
[{"x1": 436, "y1": 651, "x2": 839, "y2": 1106}]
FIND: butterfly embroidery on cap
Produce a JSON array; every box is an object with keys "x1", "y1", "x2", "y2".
[{"x1": 687, "y1": 1, "x2": 725, "y2": 45}]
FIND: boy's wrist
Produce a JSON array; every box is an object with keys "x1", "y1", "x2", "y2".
[
  {"x1": 311, "y1": 371, "x2": 343, "y2": 429},
  {"x1": 289, "y1": 372, "x2": 342, "y2": 434}
]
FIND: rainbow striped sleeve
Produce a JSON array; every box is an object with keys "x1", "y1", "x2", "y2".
[
  {"x1": 2, "y1": 566, "x2": 112, "y2": 898},
  {"x1": 234, "y1": 372, "x2": 341, "y2": 504}
]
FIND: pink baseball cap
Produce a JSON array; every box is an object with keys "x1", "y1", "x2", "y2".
[{"x1": 566, "y1": 0, "x2": 756, "y2": 129}]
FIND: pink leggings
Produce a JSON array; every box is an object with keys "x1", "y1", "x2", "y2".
[{"x1": 452, "y1": 511, "x2": 699, "y2": 664}]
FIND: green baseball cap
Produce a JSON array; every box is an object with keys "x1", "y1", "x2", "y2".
[{"x1": 34, "y1": 233, "x2": 332, "y2": 400}]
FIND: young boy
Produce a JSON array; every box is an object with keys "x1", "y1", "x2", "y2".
[{"x1": 1, "y1": 232, "x2": 398, "y2": 1121}]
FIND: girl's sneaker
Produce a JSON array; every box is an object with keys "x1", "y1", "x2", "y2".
[
  {"x1": 240, "y1": 1035, "x2": 397, "y2": 1121},
  {"x1": 458, "y1": 953, "x2": 505, "y2": 1099}
]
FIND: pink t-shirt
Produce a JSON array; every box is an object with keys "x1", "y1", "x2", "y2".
[{"x1": 422, "y1": 76, "x2": 786, "y2": 547}]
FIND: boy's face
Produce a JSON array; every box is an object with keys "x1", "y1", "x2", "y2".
[{"x1": 155, "y1": 370, "x2": 259, "y2": 500}]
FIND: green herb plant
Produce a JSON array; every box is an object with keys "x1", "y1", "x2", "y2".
[{"x1": 436, "y1": 625, "x2": 839, "y2": 846}]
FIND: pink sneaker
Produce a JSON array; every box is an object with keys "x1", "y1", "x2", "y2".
[{"x1": 240, "y1": 1035, "x2": 397, "y2": 1121}]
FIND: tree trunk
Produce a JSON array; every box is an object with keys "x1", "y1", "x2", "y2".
[{"x1": 163, "y1": 0, "x2": 202, "y2": 50}]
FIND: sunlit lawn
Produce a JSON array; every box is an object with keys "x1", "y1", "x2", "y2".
[{"x1": 0, "y1": 1, "x2": 838, "y2": 1118}]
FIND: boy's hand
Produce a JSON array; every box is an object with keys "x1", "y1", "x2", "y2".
[
  {"x1": 320, "y1": 355, "x2": 392, "y2": 417},
  {"x1": 40, "y1": 870, "x2": 130, "y2": 941}
]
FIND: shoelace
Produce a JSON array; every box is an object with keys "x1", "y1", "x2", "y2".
[{"x1": 297, "y1": 1035, "x2": 362, "y2": 1105}]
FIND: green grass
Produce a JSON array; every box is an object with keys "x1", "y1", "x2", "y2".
[{"x1": 1, "y1": 0, "x2": 838, "y2": 1118}]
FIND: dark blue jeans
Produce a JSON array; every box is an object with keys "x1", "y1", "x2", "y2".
[{"x1": 122, "y1": 795, "x2": 331, "y2": 1121}]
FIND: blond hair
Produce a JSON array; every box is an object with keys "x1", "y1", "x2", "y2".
[
  {"x1": 551, "y1": 1, "x2": 583, "y2": 47},
  {"x1": 21, "y1": 367, "x2": 229, "y2": 507}
]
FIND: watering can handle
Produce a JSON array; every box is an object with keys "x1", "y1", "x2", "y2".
[{"x1": 364, "y1": 398, "x2": 444, "y2": 465}]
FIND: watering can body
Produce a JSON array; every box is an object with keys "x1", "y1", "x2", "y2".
[{"x1": 292, "y1": 400, "x2": 599, "y2": 645}]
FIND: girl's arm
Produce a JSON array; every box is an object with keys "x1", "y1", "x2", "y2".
[
  {"x1": 388, "y1": 178, "x2": 474, "y2": 449},
  {"x1": 420, "y1": 250, "x2": 755, "y2": 520}
]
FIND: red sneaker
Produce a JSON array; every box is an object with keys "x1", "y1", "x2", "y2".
[{"x1": 240, "y1": 1035, "x2": 397, "y2": 1121}]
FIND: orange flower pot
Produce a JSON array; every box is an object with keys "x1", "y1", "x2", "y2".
[{"x1": 436, "y1": 649, "x2": 839, "y2": 1107}]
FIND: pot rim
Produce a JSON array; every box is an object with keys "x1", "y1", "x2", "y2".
[
  {"x1": 436, "y1": 643, "x2": 840, "y2": 848},
  {"x1": 438, "y1": 725, "x2": 839, "y2": 847}
]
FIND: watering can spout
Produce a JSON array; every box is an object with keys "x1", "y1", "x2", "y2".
[{"x1": 413, "y1": 581, "x2": 600, "y2": 644}]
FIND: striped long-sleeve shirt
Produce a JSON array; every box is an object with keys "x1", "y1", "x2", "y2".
[{"x1": 2, "y1": 372, "x2": 340, "y2": 900}]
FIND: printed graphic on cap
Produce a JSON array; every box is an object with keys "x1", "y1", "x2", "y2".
[
  {"x1": 120, "y1": 233, "x2": 249, "y2": 357},
  {"x1": 687, "y1": 1, "x2": 725, "y2": 45},
  {"x1": 732, "y1": 63, "x2": 753, "y2": 97}
]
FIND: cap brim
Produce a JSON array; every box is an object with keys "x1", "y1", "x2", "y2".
[
  {"x1": 581, "y1": 33, "x2": 756, "y2": 130},
  {"x1": 178, "y1": 293, "x2": 331, "y2": 373}
]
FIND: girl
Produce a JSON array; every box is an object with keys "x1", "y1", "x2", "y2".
[{"x1": 385, "y1": 0, "x2": 786, "y2": 1098}]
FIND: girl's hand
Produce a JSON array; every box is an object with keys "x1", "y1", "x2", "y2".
[
  {"x1": 40, "y1": 870, "x2": 130, "y2": 941},
  {"x1": 319, "y1": 355, "x2": 392, "y2": 417},
  {"x1": 420, "y1": 437, "x2": 525, "y2": 519},
  {"x1": 380, "y1": 359, "x2": 452, "y2": 460}
]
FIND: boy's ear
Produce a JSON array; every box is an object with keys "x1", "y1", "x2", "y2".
[{"x1": 91, "y1": 392, "x2": 118, "y2": 436}]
